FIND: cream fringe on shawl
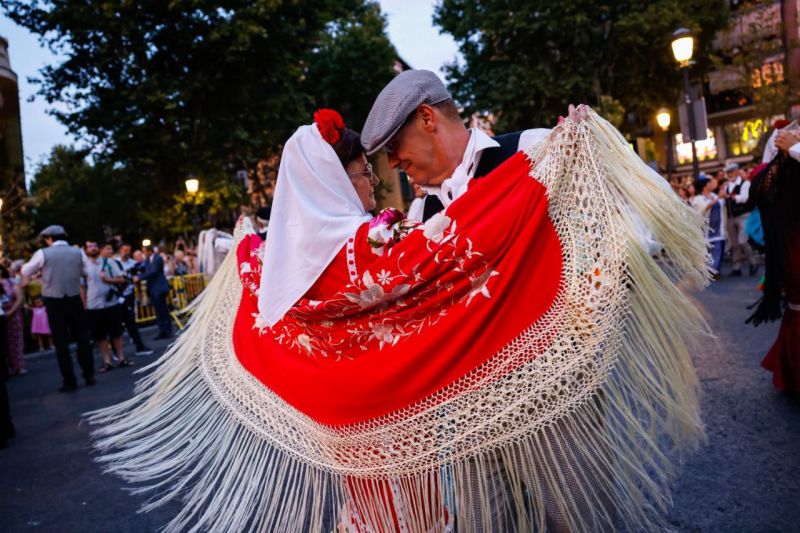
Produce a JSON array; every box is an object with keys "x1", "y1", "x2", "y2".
[{"x1": 87, "y1": 109, "x2": 710, "y2": 533}]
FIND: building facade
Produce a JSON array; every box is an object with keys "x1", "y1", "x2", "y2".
[
  {"x1": 652, "y1": 0, "x2": 799, "y2": 179},
  {"x1": 0, "y1": 36, "x2": 28, "y2": 257}
]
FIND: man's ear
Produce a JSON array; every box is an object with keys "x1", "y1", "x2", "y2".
[{"x1": 416, "y1": 104, "x2": 437, "y2": 132}]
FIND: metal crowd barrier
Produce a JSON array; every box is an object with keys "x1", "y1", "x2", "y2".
[{"x1": 135, "y1": 273, "x2": 208, "y2": 329}]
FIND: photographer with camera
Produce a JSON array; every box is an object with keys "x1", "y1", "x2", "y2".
[
  {"x1": 83, "y1": 240, "x2": 134, "y2": 372},
  {"x1": 117, "y1": 243, "x2": 153, "y2": 356}
]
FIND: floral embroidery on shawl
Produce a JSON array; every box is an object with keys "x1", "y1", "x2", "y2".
[
  {"x1": 236, "y1": 234, "x2": 266, "y2": 299},
  {"x1": 264, "y1": 212, "x2": 499, "y2": 360}
]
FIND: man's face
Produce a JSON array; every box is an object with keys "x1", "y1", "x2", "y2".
[
  {"x1": 133, "y1": 250, "x2": 144, "y2": 263},
  {"x1": 100, "y1": 244, "x2": 114, "y2": 258},
  {"x1": 119, "y1": 244, "x2": 131, "y2": 259},
  {"x1": 85, "y1": 241, "x2": 99, "y2": 257},
  {"x1": 384, "y1": 113, "x2": 440, "y2": 186}
]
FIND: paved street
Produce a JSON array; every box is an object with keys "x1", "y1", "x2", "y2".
[{"x1": 1, "y1": 273, "x2": 798, "y2": 533}]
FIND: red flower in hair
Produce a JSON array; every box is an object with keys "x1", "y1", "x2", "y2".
[{"x1": 314, "y1": 108, "x2": 345, "y2": 145}]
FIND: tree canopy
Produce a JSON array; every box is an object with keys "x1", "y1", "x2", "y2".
[
  {"x1": 433, "y1": 0, "x2": 731, "y2": 133},
  {"x1": 28, "y1": 145, "x2": 140, "y2": 244},
  {"x1": 5, "y1": 0, "x2": 396, "y2": 243}
]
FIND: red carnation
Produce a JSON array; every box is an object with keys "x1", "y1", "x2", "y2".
[
  {"x1": 773, "y1": 119, "x2": 790, "y2": 130},
  {"x1": 314, "y1": 108, "x2": 345, "y2": 145}
]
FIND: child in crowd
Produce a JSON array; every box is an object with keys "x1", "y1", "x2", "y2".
[{"x1": 28, "y1": 298, "x2": 51, "y2": 351}]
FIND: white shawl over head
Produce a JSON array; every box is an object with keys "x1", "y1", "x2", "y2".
[{"x1": 258, "y1": 124, "x2": 372, "y2": 326}]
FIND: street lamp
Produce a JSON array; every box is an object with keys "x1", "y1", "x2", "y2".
[
  {"x1": 142, "y1": 238, "x2": 152, "y2": 247},
  {"x1": 656, "y1": 108, "x2": 674, "y2": 179},
  {"x1": 656, "y1": 109, "x2": 671, "y2": 131},
  {"x1": 671, "y1": 28, "x2": 700, "y2": 180},
  {"x1": 671, "y1": 29, "x2": 694, "y2": 67},
  {"x1": 184, "y1": 177, "x2": 201, "y2": 241},
  {"x1": 185, "y1": 178, "x2": 199, "y2": 194}
]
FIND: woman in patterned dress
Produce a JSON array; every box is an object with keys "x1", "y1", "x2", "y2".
[{"x1": 1, "y1": 266, "x2": 25, "y2": 375}]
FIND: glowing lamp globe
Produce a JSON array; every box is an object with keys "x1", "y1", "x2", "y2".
[
  {"x1": 185, "y1": 178, "x2": 199, "y2": 194},
  {"x1": 656, "y1": 109, "x2": 671, "y2": 131},
  {"x1": 142, "y1": 238, "x2": 152, "y2": 247},
  {"x1": 671, "y1": 28, "x2": 694, "y2": 65}
]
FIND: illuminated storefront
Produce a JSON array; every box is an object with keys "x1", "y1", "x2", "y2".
[
  {"x1": 674, "y1": 129, "x2": 718, "y2": 165},
  {"x1": 724, "y1": 116, "x2": 783, "y2": 157}
]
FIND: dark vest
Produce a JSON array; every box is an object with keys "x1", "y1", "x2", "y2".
[
  {"x1": 421, "y1": 131, "x2": 523, "y2": 222},
  {"x1": 727, "y1": 177, "x2": 753, "y2": 218}
]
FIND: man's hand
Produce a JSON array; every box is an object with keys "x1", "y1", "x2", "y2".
[
  {"x1": 568, "y1": 104, "x2": 588, "y2": 122},
  {"x1": 775, "y1": 130, "x2": 800, "y2": 152}
]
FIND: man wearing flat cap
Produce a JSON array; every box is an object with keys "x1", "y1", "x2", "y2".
[
  {"x1": 362, "y1": 70, "x2": 580, "y2": 222},
  {"x1": 22, "y1": 225, "x2": 95, "y2": 392},
  {"x1": 362, "y1": 70, "x2": 662, "y2": 259},
  {"x1": 362, "y1": 72, "x2": 651, "y2": 528},
  {"x1": 722, "y1": 161, "x2": 757, "y2": 277}
]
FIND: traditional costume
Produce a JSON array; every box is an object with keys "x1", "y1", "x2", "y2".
[
  {"x1": 89, "y1": 109, "x2": 709, "y2": 532},
  {"x1": 751, "y1": 128, "x2": 800, "y2": 391}
]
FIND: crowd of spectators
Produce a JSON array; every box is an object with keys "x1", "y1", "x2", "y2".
[
  {"x1": 668, "y1": 162, "x2": 763, "y2": 280},
  {"x1": 0, "y1": 235, "x2": 208, "y2": 379}
]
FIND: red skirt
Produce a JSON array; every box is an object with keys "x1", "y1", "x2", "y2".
[{"x1": 761, "y1": 308, "x2": 800, "y2": 392}]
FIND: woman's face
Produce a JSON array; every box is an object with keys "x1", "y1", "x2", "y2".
[{"x1": 346, "y1": 155, "x2": 378, "y2": 212}]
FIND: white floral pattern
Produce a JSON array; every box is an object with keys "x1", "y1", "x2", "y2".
[
  {"x1": 262, "y1": 208, "x2": 500, "y2": 360},
  {"x1": 422, "y1": 212, "x2": 452, "y2": 244}
]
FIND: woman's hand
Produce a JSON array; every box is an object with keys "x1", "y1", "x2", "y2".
[
  {"x1": 567, "y1": 104, "x2": 589, "y2": 122},
  {"x1": 775, "y1": 130, "x2": 800, "y2": 152}
]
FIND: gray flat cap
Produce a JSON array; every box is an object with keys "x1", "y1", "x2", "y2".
[
  {"x1": 361, "y1": 70, "x2": 452, "y2": 154},
  {"x1": 39, "y1": 224, "x2": 67, "y2": 237},
  {"x1": 723, "y1": 162, "x2": 740, "y2": 173}
]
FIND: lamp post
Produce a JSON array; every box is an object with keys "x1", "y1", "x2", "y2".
[
  {"x1": 184, "y1": 177, "x2": 201, "y2": 241},
  {"x1": 656, "y1": 108, "x2": 674, "y2": 180},
  {"x1": 671, "y1": 28, "x2": 700, "y2": 180}
]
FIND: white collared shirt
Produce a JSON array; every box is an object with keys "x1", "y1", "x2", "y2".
[
  {"x1": 422, "y1": 128, "x2": 552, "y2": 208},
  {"x1": 725, "y1": 175, "x2": 751, "y2": 206},
  {"x1": 420, "y1": 126, "x2": 663, "y2": 255}
]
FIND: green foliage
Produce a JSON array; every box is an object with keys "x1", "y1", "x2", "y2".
[
  {"x1": 433, "y1": 0, "x2": 730, "y2": 132},
  {"x1": 142, "y1": 177, "x2": 248, "y2": 239},
  {"x1": 597, "y1": 95, "x2": 625, "y2": 129},
  {"x1": 28, "y1": 146, "x2": 143, "y2": 244},
  {"x1": 5, "y1": 0, "x2": 396, "y2": 240},
  {"x1": 0, "y1": 171, "x2": 36, "y2": 258},
  {"x1": 307, "y1": 2, "x2": 398, "y2": 129}
]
